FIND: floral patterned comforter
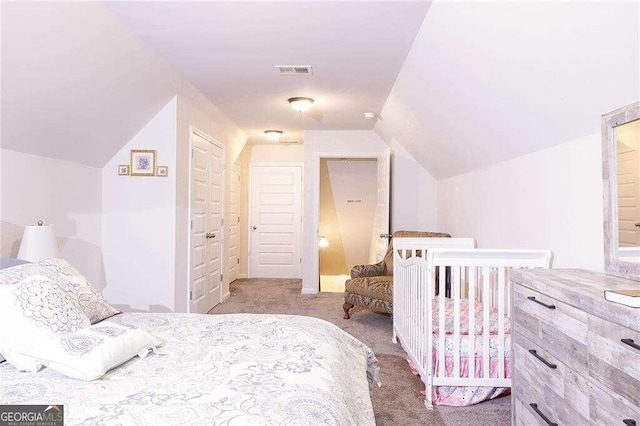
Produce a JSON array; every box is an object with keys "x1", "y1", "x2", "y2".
[{"x1": 0, "y1": 313, "x2": 379, "y2": 425}]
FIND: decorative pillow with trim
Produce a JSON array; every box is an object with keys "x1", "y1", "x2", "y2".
[
  {"x1": 0, "y1": 262, "x2": 63, "y2": 286},
  {"x1": 27, "y1": 322, "x2": 163, "y2": 381},
  {"x1": 38, "y1": 258, "x2": 120, "y2": 324},
  {"x1": 0, "y1": 274, "x2": 90, "y2": 372}
]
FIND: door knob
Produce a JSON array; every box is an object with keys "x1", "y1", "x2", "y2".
[
  {"x1": 380, "y1": 233, "x2": 392, "y2": 238},
  {"x1": 252, "y1": 226, "x2": 257, "y2": 230}
]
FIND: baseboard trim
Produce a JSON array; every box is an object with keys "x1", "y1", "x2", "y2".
[
  {"x1": 300, "y1": 288, "x2": 319, "y2": 295},
  {"x1": 239, "y1": 273, "x2": 248, "y2": 279},
  {"x1": 221, "y1": 292, "x2": 231, "y2": 302}
]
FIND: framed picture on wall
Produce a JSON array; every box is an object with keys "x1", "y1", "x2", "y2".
[
  {"x1": 118, "y1": 164, "x2": 130, "y2": 176},
  {"x1": 156, "y1": 166, "x2": 169, "y2": 177},
  {"x1": 130, "y1": 150, "x2": 157, "y2": 176}
]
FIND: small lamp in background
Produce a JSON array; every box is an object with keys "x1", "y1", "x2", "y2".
[
  {"x1": 17, "y1": 220, "x2": 59, "y2": 262},
  {"x1": 318, "y1": 236, "x2": 329, "y2": 248}
]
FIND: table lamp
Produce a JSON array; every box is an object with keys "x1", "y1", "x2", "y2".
[{"x1": 17, "y1": 220, "x2": 59, "y2": 262}]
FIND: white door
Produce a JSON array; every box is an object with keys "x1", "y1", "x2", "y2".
[
  {"x1": 375, "y1": 148, "x2": 391, "y2": 261},
  {"x1": 250, "y1": 166, "x2": 302, "y2": 278},
  {"x1": 190, "y1": 132, "x2": 224, "y2": 314},
  {"x1": 227, "y1": 162, "x2": 241, "y2": 283},
  {"x1": 617, "y1": 141, "x2": 640, "y2": 246}
]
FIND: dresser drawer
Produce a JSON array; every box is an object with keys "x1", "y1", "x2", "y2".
[
  {"x1": 513, "y1": 284, "x2": 588, "y2": 374},
  {"x1": 588, "y1": 314, "x2": 640, "y2": 409},
  {"x1": 590, "y1": 380, "x2": 640, "y2": 426},
  {"x1": 514, "y1": 380, "x2": 588, "y2": 426},
  {"x1": 514, "y1": 333, "x2": 590, "y2": 425}
]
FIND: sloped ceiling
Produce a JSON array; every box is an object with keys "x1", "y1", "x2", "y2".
[
  {"x1": 375, "y1": 0, "x2": 640, "y2": 179},
  {"x1": 1, "y1": 2, "x2": 184, "y2": 167},
  {"x1": 105, "y1": 1, "x2": 431, "y2": 145}
]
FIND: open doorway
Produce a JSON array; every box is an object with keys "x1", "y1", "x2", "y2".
[{"x1": 319, "y1": 158, "x2": 378, "y2": 292}]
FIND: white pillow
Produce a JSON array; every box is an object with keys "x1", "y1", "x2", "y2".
[
  {"x1": 25, "y1": 322, "x2": 163, "y2": 381},
  {"x1": 0, "y1": 262, "x2": 63, "y2": 286},
  {"x1": 0, "y1": 274, "x2": 90, "y2": 372},
  {"x1": 38, "y1": 258, "x2": 120, "y2": 324}
]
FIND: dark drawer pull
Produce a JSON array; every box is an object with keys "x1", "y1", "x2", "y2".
[
  {"x1": 528, "y1": 296, "x2": 556, "y2": 309},
  {"x1": 623, "y1": 420, "x2": 636, "y2": 426},
  {"x1": 621, "y1": 339, "x2": 640, "y2": 352},
  {"x1": 530, "y1": 403, "x2": 558, "y2": 426},
  {"x1": 528, "y1": 349, "x2": 557, "y2": 369}
]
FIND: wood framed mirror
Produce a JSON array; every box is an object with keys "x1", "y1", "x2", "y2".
[{"x1": 602, "y1": 101, "x2": 640, "y2": 279}]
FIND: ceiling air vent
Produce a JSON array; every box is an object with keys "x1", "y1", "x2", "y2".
[
  {"x1": 278, "y1": 139, "x2": 301, "y2": 145},
  {"x1": 275, "y1": 65, "x2": 313, "y2": 76}
]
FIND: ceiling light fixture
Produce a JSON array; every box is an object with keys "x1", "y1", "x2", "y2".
[
  {"x1": 364, "y1": 112, "x2": 379, "y2": 122},
  {"x1": 288, "y1": 97, "x2": 315, "y2": 112},
  {"x1": 264, "y1": 130, "x2": 284, "y2": 141}
]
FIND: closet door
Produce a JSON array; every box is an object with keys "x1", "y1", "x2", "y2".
[
  {"x1": 190, "y1": 131, "x2": 224, "y2": 314},
  {"x1": 227, "y1": 162, "x2": 241, "y2": 283}
]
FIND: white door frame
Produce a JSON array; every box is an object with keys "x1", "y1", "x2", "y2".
[
  {"x1": 187, "y1": 126, "x2": 226, "y2": 313},
  {"x1": 312, "y1": 151, "x2": 383, "y2": 293},
  {"x1": 247, "y1": 162, "x2": 303, "y2": 278}
]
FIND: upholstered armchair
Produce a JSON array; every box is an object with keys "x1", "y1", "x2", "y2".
[{"x1": 343, "y1": 230, "x2": 451, "y2": 319}]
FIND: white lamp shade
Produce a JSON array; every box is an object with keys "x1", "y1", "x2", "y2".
[
  {"x1": 17, "y1": 225, "x2": 59, "y2": 262},
  {"x1": 318, "y1": 236, "x2": 329, "y2": 248}
]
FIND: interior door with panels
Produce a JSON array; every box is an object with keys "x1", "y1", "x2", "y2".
[
  {"x1": 190, "y1": 132, "x2": 224, "y2": 314},
  {"x1": 250, "y1": 165, "x2": 302, "y2": 278},
  {"x1": 617, "y1": 141, "x2": 640, "y2": 247},
  {"x1": 227, "y1": 162, "x2": 241, "y2": 283}
]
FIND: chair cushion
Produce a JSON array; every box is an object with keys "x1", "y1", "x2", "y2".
[{"x1": 345, "y1": 276, "x2": 393, "y2": 303}]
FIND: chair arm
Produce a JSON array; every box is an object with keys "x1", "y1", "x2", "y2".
[{"x1": 350, "y1": 260, "x2": 386, "y2": 279}]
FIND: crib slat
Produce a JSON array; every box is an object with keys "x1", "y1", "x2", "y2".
[
  {"x1": 468, "y1": 266, "x2": 476, "y2": 379},
  {"x1": 453, "y1": 266, "x2": 461, "y2": 378},
  {"x1": 411, "y1": 265, "x2": 420, "y2": 353},
  {"x1": 482, "y1": 267, "x2": 490, "y2": 379},
  {"x1": 498, "y1": 266, "x2": 506, "y2": 379},
  {"x1": 426, "y1": 261, "x2": 435, "y2": 400},
  {"x1": 438, "y1": 265, "x2": 445, "y2": 378},
  {"x1": 420, "y1": 265, "x2": 427, "y2": 380}
]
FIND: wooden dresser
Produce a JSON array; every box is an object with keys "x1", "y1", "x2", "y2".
[{"x1": 510, "y1": 269, "x2": 640, "y2": 426}]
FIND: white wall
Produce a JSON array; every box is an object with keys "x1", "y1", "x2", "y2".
[
  {"x1": 1, "y1": 149, "x2": 104, "y2": 287},
  {"x1": 247, "y1": 144, "x2": 304, "y2": 164},
  {"x1": 438, "y1": 132, "x2": 604, "y2": 271},
  {"x1": 302, "y1": 130, "x2": 388, "y2": 293},
  {"x1": 102, "y1": 98, "x2": 177, "y2": 312},
  {"x1": 390, "y1": 139, "x2": 438, "y2": 232},
  {"x1": 374, "y1": 1, "x2": 638, "y2": 179}
]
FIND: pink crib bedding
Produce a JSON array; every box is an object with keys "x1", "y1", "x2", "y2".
[{"x1": 408, "y1": 296, "x2": 511, "y2": 407}]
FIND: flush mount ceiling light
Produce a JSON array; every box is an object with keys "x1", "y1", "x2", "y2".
[
  {"x1": 288, "y1": 97, "x2": 315, "y2": 112},
  {"x1": 364, "y1": 112, "x2": 379, "y2": 122},
  {"x1": 264, "y1": 130, "x2": 284, "y2": 141}
]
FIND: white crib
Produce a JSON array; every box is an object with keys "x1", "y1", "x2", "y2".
[{"x1": 392, "y1": 239, "x2": 551, "y2": 409}]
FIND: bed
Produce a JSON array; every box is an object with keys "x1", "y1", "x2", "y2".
[
  {"x1": 0, "y1": 259, "x2": 379, "y2": 425},
  {"x1": 0, "y1": 312, "x2": 379, "y2": 425}
]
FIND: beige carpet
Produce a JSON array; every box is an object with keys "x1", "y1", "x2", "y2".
[{"x1": 210, "y1": 278, "x2": 511, "y2": 426}]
